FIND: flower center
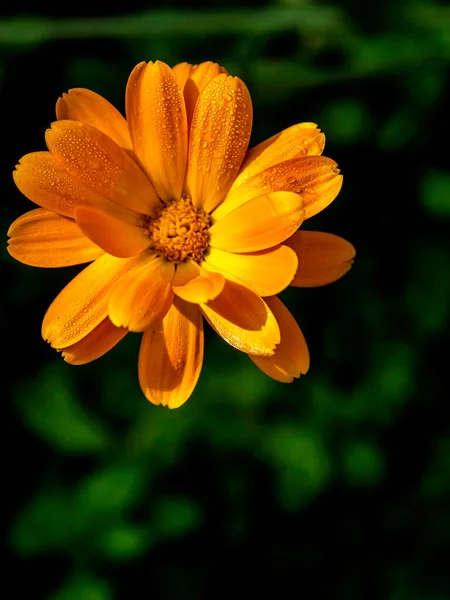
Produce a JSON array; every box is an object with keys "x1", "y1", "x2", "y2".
[{"x1": 148, "y1": 197, "x2": 211, "y2": 264}]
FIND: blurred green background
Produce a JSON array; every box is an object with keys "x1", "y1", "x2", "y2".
[{"x1": 1, "y1": 0, "x2": 449, "y2": 598}]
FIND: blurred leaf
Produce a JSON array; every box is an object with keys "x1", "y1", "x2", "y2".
[
  {"x1": 320, "y1": 98, "x2": 372, "y2": 144},
  {"x1": 342, "y1": 440, "x2": 385, "y2": 486},
  {"x1": 11, "y1": 487, "x2": 75, "y2": 555},
  {"x1": 96, "y1": 523, "x2": 150, "y2": 560},
  {"x1": 378, "y1": 109, "x2": 418, "y2": 150},
  {"x1": 264, "y1": 424, "x2": 331, "y2": 510},
  {"x1": 50, "y1": 574, "x2": 113, "y2": 600},
  {"x1": 406, "y1": 243, "x2": 450, "y2": 336},
  {"x1": 420, "y1": 170, "x2": 450, "y2": 218},
  {"x1": 75, "y1": 462, "x2": 148, "y2": 517},
  {"x1": 153, "y1": 496, "x2": 202, "y2": 540},
  {"x1": 15, "y1": 364, "x2": 110, "y2": 455}
]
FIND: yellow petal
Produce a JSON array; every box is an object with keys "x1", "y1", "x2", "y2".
[
  {"x1": 234, "y1": 122, "x2": 325, "y2": 188},
  {"x1": 126, "y1": 60, "x2": 188, "y2": 202},
  {"x1": 214, "y1": 155, "x2": 342, "y2": 220},
  {"x1": 45, "y1": 120, "x2": 159, "y2": 216},
  {"x1": 186, "y1": 74, "x2": 252, "y2": 213},
  {"x1": 56, "y1": 88, "x2": 132, "y2": 150},
  {"x1": 59, "y1": 317, "x2": 127, "y2": 365},
  {"x1": 138, "y1": 297, "x2": 204, "y2": 408},
  {"x1": 13, "y1": 152, "x2": 113, "y2": 218},
  {"x1": 183, "y1": 61, "x2": 227, "y2": 129},
  {"x1": 250, "y1": 296, "x2": 309, "y2": 382},
  {"x1": 204, "y1": 244, "x2": 298, "y2": 297},
  {"x1": 200, "y1": 279, "x2": 280, "y2": 356},
  {"x1": 42, "y1": 253, "x2": 133, "y2": 348},
  {"x1": 172, "y1": 62, "x2": 195, "y2": 89},
  {"x1": 210, "y1": 191, "x2": 304, "y2": 253},
  {"x1": 286, "y1": 230, "x2": 356, "y2": 287},
  {"x1": 74, "y1": 205, "x2": 150, "y2": 258},
  {"x1": 7, "y1": 208, "x2": 103, "y2": 268},
  {"x1": 172, "y1": 259, "x2": 225, "y2": 303},
  {"x1": 108, "y1": 254, "x2": 174, "y2": 332}
]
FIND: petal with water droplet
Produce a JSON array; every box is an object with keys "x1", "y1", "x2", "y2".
[
  {"x1": 126, "y1": 60, "x2": 188, "y2": 202},
  {"x1": 56, "y1": 88, "x2": 132, "y2": 150},
  {"x1": 215, "y1": 155, "x2": 342, "y2": 220},
  {"x1": 186, "y1": 74, "x2": 253, "y2": 214},
  {"x1": 45, "y1": 120, "x2": 160, "y2": 216}
]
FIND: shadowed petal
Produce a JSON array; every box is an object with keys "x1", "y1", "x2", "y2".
[
  {"x1": 172, "y1": 259, "x2": 225, "y2": 303},
  {"x1": 183, "y1": 61, "x2": 227, "y2": 129},
  {"x1": 286, "y1": 230, "x2": 356, "y2": 287},
  {"x1": 7, "y1": 208, "x2": 103, "y2": 267},
  {"x1": 214, "y1": 155, "x2": 342, "y2": 220},
  {"x1": 200, "y1": 278, "x2": 280, "y2": 356},
  {"x1": 45, "y1": 120, "x2": 159, "y2": 216},
  {"x1": 204, "y1": 244, "x2": 298, "y2": 296},
  {"x1": 59, "y1": 317, "x2": 128, "y2": 365},
  {"x1": 186, "y1": 74, "x2": 252, "y2": 213},
  {"x1": 74, "y1": 205, "x2": 150, "y2": 258},
  {"x1": 126, "y1": 60, "x2": 188, "y2": 202},
  {"x1": 42, "y1": 253, "x2": 135, "y2": 349},
  {"x1": 210, "y1": 191, "x2": 304, "y2": 253},
  {"x1": 250, "y1": 296, "x2": 309, "y2": 382},
  {"x1": 138, "y1": 298, "x2": 204, "y2": 409},
  {"x1": 108, "y1": 254, "x2": 175, "y2": 332},
  {"x1": 56, "y1": 88, "x2": 132, "y2": 150}
]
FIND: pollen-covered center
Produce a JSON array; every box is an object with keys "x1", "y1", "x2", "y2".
[{"x1": 148, "y1": 197, "x2": 211, "y2": 264}]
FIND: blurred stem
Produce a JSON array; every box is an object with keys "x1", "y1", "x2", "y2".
[{"x1": 0, "y1": 7, "x2": 346, "y2": 45}]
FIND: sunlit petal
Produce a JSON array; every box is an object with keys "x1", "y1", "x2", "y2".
[
  {"x1": 187, "y1": 74, "x2": 252, "y2": 213},
  {"x1": 126, "y1": 60, "x2": 188, "y2": 201},
  {"x1": 172, "y1": 259, "x2": 225, "y2": 303},
  {"x1": 108, "y1": 254, "x2": 175, "y2": 332},
  {"x1": 59, "y1": 317, "x2": 127, "y2": 365},
  {"x1": 7, "y1": 208, "x2": 103, "y2": 267},
  {"x1": 210, "y1": 191, "x2": 304, "y2": 253},
  {"x1": 56, "y1": 88, "x2": 132, "y2": 150}
]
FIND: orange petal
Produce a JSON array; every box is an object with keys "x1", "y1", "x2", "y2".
[
  {"x1": 138, "y1": 298, "x2": 204, "y2": 409},
  {"x1": 7, "y1": 208, "x2": 103, "y2": 268},
  {"x1": 186, "y1": 74, "x2": 253, "y2": 213},
  {"x1": 234, "y1": 122, "x2": 325, "y2": 188},
  {"x1": 126, "y1": 61, "x2": 188, "y2": 202},
  {"x1": 13, "y1": 152, "x2": 111, "y2": 218},
  {"x1": 286, "y1": 230, "x2": 356, "y2": 287},
  {"x1": 214, "y1": 155, "x2": 342, "y2": 220},
  {"x1": 204, "y1": 244, "x2": 298, "y2": 297},
  {"x1": 74, "y1": 205, "x2": 150, "y2": 258},
  {"x1": 59, "y1": 317, "x2": 127, "y2": 365},
  {"x1": 200, "y1": 279, "x2": 280, "y2": 356},
  {"x1": 56, "y1": 88, "x2": 132, "y2": 150},
  {"x1": 210, "y1": 191, "x2": 304, "y2": 253},
  {"x1": 45, "y1": 120, "x2": 159, "y2": 216},
  {"x1": 183, "y1": 61, "x2": 227, "y2": 129},
  {"x1": 172, "y1": 62, "x2": 195, "y2": 89},
  {"x1": 42, "y1": 253, "x2": 133, "y2": 349},
  {"x1": 108, "y1": 254, "x2": 174, "y2": 332},
  {"x1": 172, "y1": 259, "x2": 225, "y2": 303},
  {"x1": 250, "y1": 296, "x2": 309, "y2": 382}
]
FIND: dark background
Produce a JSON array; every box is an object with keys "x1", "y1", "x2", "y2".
[{"x1": 2, "y1": 0, "x2": 450, "y2": 598}]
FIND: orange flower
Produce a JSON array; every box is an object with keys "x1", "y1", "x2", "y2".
[{"x1": 7, "y1": 60, "x2": 355, "y2": 408}]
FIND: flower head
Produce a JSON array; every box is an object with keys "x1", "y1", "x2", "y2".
[{"x1": 7, "y1": 60, "x2": 355, "y2": 408}]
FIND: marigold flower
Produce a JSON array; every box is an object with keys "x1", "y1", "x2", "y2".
[{"x1": 7, "y1": 60, "x2": 355, "y2": 408}]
